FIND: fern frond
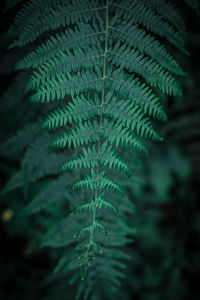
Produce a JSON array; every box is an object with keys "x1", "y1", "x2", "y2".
[
  {"x1": 110, "y1": 0, "x2": 186, "y2": 53},
  {"x1": 9, "y1": 1, "x2": 104, "y2": 46},
  {"x1": 108, "y1": 45, "x2": 182, "y2": 95},
  {"x1": 27, "y1": 47, "x2": 104, "y2": 92},
  {"x1": 21, "y1": 175, "x2": 73, "y2": 215},
  {"x1": 71, "y1": 193, "x2": 120, "y2": 216},
  {"x1": 104, "y1": 106, "x2": 163, "y2": 141},
  {"x1": 6, "y1": 0, "x2": 191, "y2": 295},
  {"x1": 110, "y1": 23, "x2": 185, "y2": 75},
  {"x1": 15, "y1": 22, "x2": 104, "y2": 68},
  {"x1": 1, "y1": 171, "x2": 23, "y2": 196},
  {"x1": 42, "y1": 93, "x2": 101, "y2": 129},
  {"x1": 60, "y1": 143, "x2": 132, "y2": 176},
  {"x1": 0, "y1": 120, "x2": 41, "y2": 157},
  {"x1": 1, "y1": 133, "x2": 69, "y2": 196},
  {"x1": 42, "y1": 210, "x2": 133, "y2": 298},
  {"x1": 75, "y1": 219, "x2": 109, "y2": 239},
  {"x1": 72, "y1": 170, "x2": 123, "y2": 195},
  {"x1": 141, "y1": 0, "x2": 186, "y2": 34},
  {"x1": 104, "y1": 91, "x2": 167, "y2": 122},
  {"x1": 50, "y1": 120, "x2": 100, "y2": 149},
  {"x1": 29, "y1": 68, "x2": 105, "y2": 103},
  {"x1": 7, "y1": 0, "x2": 64, "y2": 39},
  {"x1": 41, "y1": 215, "x2": 80, "y2": 248}
]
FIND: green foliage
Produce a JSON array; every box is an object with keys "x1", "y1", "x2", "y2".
[{"x1": 1, "y1": 0, "x2": 198, "y2": 299}]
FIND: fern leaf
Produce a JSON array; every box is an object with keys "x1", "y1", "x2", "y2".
[
  {"x1": 111, "y1": 0, "x2": 186, "y2": 53},
  {"x1": 108, "y1": 45, "x2": 182, "y2": 95},
  {"x1": 10, "y1": 1, "x2": 104, "y2": 46},
  {"x1": 42, "y1": 94, "x2": 100, "y2": 129},
  {"x1": 6, "y1": 0, "x2": 191, "y2": 295},
  {"x1": 110, "y1": 22, "x2": 185, "y2": 75},
  {"x1": 141, "y1": 0, "x2": 186, "y2": 34},
  {"x1": 60, "y1": 143, "x2": 132, "y2": 176},
  {"x1": 104, "y1": 91, "x2": 167, "y2": 122},
  {"x1": 15, "y1": 22, "x2": 104, "y2": 69},
  {"x1": 71, "y1": 193, "x2": 120, "y2": 216},
  {"x1": 72, "y1": 170, "x2": 123, "y2": 195},
  {"x1": 21, "y1": 175, "x2": 73, "y2": 215},
  {"x1": 0, "y1": 121, "x2": 41, "y2": 157},
  {"x1": 50, "y1": 120, "x2": 100, "y2": 149}
]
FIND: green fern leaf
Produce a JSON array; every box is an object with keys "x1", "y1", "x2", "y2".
[
  {"x1": 71, "y1": 170, "x2": 123, "y2": 195},
  {"x1": 71, "y1": 193, "x2": 120, "y2": 216},
  {"x1": 6, "y1": 0, "x2": 194, "y2": 296}
]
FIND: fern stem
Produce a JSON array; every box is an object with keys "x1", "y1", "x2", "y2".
[
  {"x1": 101, "y1": 0, "x2": 109, "y2": 108},
  {"x1": 82, "y1": 0, "x2": 109, "y2": 277}
]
